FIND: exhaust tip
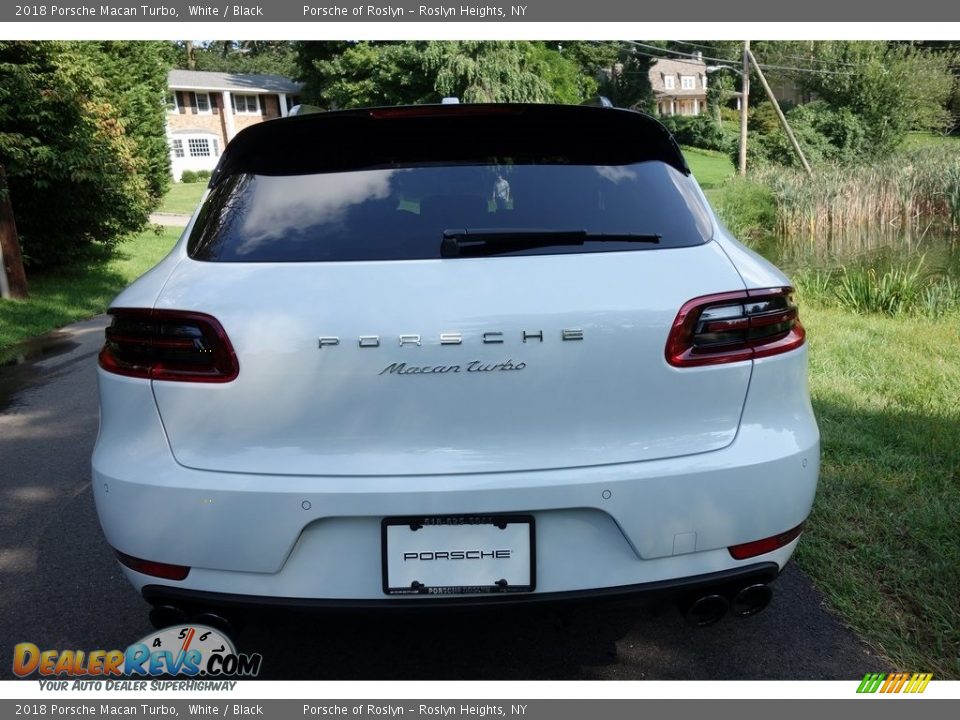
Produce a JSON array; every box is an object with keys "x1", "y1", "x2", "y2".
[
  {"x1": 682, "y1": 593, "x2": 729, "y2": 627},
  {"x1": 192, "y1": 611, "x2": 235, "y2": 636},
  {"x1": 148, "y1": 604, "x2": 188, "y2": 630},
  {"x1": 731, "y1": 583, "x2": 773, "y2": 617}
]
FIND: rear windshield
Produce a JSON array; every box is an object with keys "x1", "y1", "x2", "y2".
[{"x1": 188, "y1": 161, "x2": 713, "y2": 262}]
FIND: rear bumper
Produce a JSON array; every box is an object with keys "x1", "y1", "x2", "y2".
[
  {"x1": 93, "y1": 348, "x2": 819, "y2": 602},
  {"x1": 142, "y1": 561, "x2": 781, "y2": 612}
]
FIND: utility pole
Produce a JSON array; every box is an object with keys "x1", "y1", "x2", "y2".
[
  {"x1": 746, "y1": 48, "x2": 813, "y2": 176},
  {"x1": 0, "y1": 165, "x2": 28, "y2": 299},
  {"x1": 738, "y1": 40, "x2": 750, "y2": 176}
]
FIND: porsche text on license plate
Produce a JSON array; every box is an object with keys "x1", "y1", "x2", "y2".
[{"x1": 382, "y1": 515, "x2": 535, "y2": 595}]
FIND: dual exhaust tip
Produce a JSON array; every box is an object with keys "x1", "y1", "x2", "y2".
[
  {"x1": 149, "y1": 585, "x2": 772, "y2": 632},
  {"x1": 681, "y1": 583, "x2": 773, "y2": 627},
  {"x1": 149, "y1": 605, "x2": 237, "y2": 635}
]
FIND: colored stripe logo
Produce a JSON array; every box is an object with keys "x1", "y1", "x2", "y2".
[{"x1": 857, "y1": 672, "x2": 933, "y2": 694}]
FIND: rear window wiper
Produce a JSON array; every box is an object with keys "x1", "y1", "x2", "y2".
[{"x1": 440, "y1": 228, "x2": 661, "y2": 258}]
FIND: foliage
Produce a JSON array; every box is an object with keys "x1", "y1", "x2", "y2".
[
  {"x1": 741, "y1": 101, "x2": 871, "y2": 168},
  {"x1": 79, "y1": 41, "x2": 172, "y2": 201},
  {"x1": 525, "y1": 43, "x2": 596, "y2": 105},
  {"x1": 707, "y1": 177, "x2": 777, "y2": 240},
  {"x1": 0, "y1": 41, "x2": 154, "y2": 269},
  {"x1": 426, "y1": 41, "x2": 555, "y2": 103},
  {"x1": 791, "y1": 41, "x2": 958, "y2": 154},
  {"x1": 601, "y1": 46, "x2": 655, "y2": 111},
  {"x1": 295, "y1": 41, "x2": 589, "y2": 109},
  {"x1": 180, "y1": 170, "x2": 199, "y2": 184},
  {"x1": 661, "y1": 114, "x2": 736, "y2": 153},
  {"x1": 750, "y1": 148, "x2": 960, "y2": 237},
  {"x1": 177, "y1": 41, "x2": 298, "y2": 78}
]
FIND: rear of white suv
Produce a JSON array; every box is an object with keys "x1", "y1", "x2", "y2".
[{"x1": 92, "y1": 103, "x2": 819, "y2": 627}]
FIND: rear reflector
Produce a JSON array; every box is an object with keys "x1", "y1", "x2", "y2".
[
  {"x1": 728, "y1": 524, "x2": 804, "y2": 560},
  {"x1": 115, "y1": 550, "x2": 190, "y2": 581},
  {"x1": 99, "y1": 309, "x2": 239, "y2": 383},
  {"x1": 665, "y1": 287, "x2": 805, "y2": 367}
]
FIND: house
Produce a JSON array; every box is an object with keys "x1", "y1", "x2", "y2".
[
  {"x1": 648, "y1": 56, "x2": 708, "y2": 117},
  {"x1": 165, "y1": 69, "x2": 303, "y2": 181}
]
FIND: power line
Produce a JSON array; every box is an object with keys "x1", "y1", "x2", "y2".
[
  {"x1": 624, "y1": 41, "x2": 856, "y2": 77},
  {"x1": 672, "y1": 40, "x2": 866, "y2": 68}
]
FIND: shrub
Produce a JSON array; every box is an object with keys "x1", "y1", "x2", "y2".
[
  {"x1": 0, "y1": 41, "x2": 153, "y2": 268},
  {"x1": 708, "y1": 177, "x2": 778, "y2": 240},
  {"x1": 196, "y1": 169, "x2": 212, "y2": 181},
  {"x1": 734, "y1": 101, "x2": 872, "y2": 169},
  {"x1": 660, "y1": 114, "x2": 736, "y2": 154},
  {"x1": 180, "y1": 170, "x2": 199, "y2": 184}
]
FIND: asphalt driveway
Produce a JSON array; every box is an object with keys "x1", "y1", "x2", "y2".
[{"x1": 0, "y1": 316, "x2": 889, "y2": 680}]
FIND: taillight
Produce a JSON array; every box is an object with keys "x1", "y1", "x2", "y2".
[
  {"x1": 665, "y1": 287, "x2": 805, "y2": 367},
  {"x1": 115, "y1": 550, "x2": 190, "y2": 581},
  {"x1": 728, "y1": 523, "x2": 804, "y2": 560},
  {"x1": 99, "y1": 309, "x2": 239, "y2": 382}
]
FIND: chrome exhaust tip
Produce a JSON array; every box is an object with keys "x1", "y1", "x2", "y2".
[{"x1": 731, "y1": 583, "x2": 773, "y2": 617}]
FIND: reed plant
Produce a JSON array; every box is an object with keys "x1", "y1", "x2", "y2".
[
  {"x1": 753, "y1": 148, "x2": 960, "y2": 238},
  {"x1": 792, "y1": 256, "x2": 960, "y2": 318}
]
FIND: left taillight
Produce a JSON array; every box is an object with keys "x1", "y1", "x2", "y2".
[
  {"x1": 665, "y1": 287, "x2": 805, "y2": 368},
  {"x1": 99, "y1": 308, "x2": 239, "y2": 383}
]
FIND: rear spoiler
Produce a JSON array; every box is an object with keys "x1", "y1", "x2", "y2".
[{"x1": 209, "y1": 103, "x2": 689, "y2": 188}]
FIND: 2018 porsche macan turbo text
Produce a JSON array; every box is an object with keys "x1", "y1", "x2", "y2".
[{"x1": 92, "y1": 103, "x2": 819, "y2": 627}]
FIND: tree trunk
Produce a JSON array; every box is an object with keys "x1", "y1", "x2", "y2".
[{"x1": 0, "y1": 165, "x2": 29, "y2": 299}]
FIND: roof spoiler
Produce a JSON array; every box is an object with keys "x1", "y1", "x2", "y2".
[{"x1": 210, "y1": 102, "x2": 690, "y2": 186}]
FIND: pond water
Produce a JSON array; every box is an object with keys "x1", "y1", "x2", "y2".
[{"x1": 750, "y1": 228, "x2": 960, "y2": 280}]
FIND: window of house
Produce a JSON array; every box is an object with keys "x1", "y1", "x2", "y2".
[
  {"x1": 195, "y1": 92, "x2": 211, "y2": 114},
  {"x1": 232, "y1": 94, "x2": 260, "y2": 114},
  {"x1": 701, "y1": 75, "x2": 708, "y2": 89},
  {"x1": 188, "y1": 138, "x2": 213, "y2": 157},
  {"x1": 681, "y1": 76, "x2": 696, "y2": 90},
  {"x1": 166, "y1": 91, "x2": 179, "y2": 114},
  {"x1": 171, "y1": 139, "x2": 185, "y2": 158},
  {"x1": 663, "y1": 75, "x2": 675, "y2": 90}
]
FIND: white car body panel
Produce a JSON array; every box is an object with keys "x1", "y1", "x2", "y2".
[
  {"x1": 147, "y1": 243, "x2": 752, "y2": 476},
  {"x1": 93, "y1": 106, "x2": 819, "y2": 607}
]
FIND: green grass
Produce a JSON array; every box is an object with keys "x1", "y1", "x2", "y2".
[
  {"x1": 158, "y1": 182, "x2": 206, "y2": 215},
  {"x1": 682, "y1": 146, "x2": 734, "y2": 190},
  {"x1": 0, "y1": 228, "x2": 180, "y2": 352},
  {"x1": 904, "y1": 131, "x2": 960, "y2": 149},
  {"x1": 797, "y1": 305, "x2": 960, "y2": 677}
]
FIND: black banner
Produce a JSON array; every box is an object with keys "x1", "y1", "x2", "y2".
[{"x1": 3, "y1": 0, "x2": 959, "y2": 22}]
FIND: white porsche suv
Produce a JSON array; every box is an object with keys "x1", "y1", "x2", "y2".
[{"x1": 92, "y1": 103, "x2": 819, "y2": 628}]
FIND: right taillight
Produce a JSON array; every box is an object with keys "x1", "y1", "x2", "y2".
[
  {"x1": 99, "y1": 308, "x2": 239, "y2": 382},
  {"x1": 665, "y1": 287, "x2": 805, "y2": 367}
]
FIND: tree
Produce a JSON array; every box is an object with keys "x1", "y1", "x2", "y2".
[
  {"x1": 295, "y1": 41, "x2": 593, "y2": 109},
  {"x1": 184, "y1": 41, "x2": 298, "y2": 77},
  {"x1": 0, "y1": 42, "x2": 153, "y2": 268},
  {"x1": 81, "y1": 42, "x2": 172, "y2": 201},
  {"x1": 790, "y1": 41, "x2": 958, "y2": 154},
  {"x1": 602, "y1": 45, "x2": 655, "y2": 111}
]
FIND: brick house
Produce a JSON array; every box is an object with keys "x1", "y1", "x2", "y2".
[
  {"x1": 165, "y1": 69, "x2": 302, "y2": 181},
  {"x1": 648, "y1": 57, "x2": 708, "y2": 117}
]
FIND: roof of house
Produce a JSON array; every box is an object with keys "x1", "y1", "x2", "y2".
[
  {"x1": 648, "y1": 58, "x2": 707, "y2": 97},
  {"x1": 167, "y1": 69, "x2": 302, "y2": 94}
]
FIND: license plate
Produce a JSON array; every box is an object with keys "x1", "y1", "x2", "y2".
[{"x1": 382, "y1": 515, "x2": 535, "y2": 595}]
